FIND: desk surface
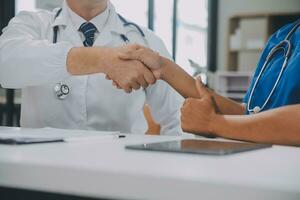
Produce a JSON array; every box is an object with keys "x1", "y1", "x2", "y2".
[{"x1": 0, "y1": 127, "x2": 299, "y2": 200}]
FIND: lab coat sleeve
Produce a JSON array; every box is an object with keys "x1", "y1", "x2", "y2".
[
  {"x1": 144, "y1": 31, "x2": 184, "y2": 136},
  {"x1": 0, "y1": 11, "x2": 73, "y2": 89}
]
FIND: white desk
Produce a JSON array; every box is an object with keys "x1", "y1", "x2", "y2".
[{"x1": 0, "y1": 127, "x2": 299, "y2": 200}]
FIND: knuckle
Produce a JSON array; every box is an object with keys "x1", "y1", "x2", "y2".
[
  {"x1": 125, "y1": 88, "x2": 132, "y2": 93},
  {"x1": 146, "y1": 75, "x2": 155, "y2": 84},
  {"x1": 186, "y1": 98, "x2": 195, "y2": 105},
  {"x1": 130, "y1": 80, "x2": 136, "y2": 86},
  {"x1": 136, "y1": 85, "x2": 141, "y2": 90},
  {"x1": 133, "y1": 43, "x2": 141, "y2": 49},
  {"x1": 129, "y1": 73, "x2": 137, "y2": 80},
  {"x1": 151, "y1": 78, "x2": 156, "y2": 84},
  {"x1": 124, "y1": 81, "x2": 131, "y2": 88},
  {"x1": 138, "y1": 74, "x2": 144, "y2": 80},
  {"x1": 140, "y1": 48, "x2": 146, "y2": 55},
  {"x1": 132, "y1": 60, "x2": 140, "y2": 66},
  {"x1": 130, "y1": 44, "x2": 138, "y2": 49},
  {"x1": 133, "y1": 73, "x2": 140, "y2": 80},
  {"x1": 185, "y1": 99, "x2": 191, "y2": 104}
]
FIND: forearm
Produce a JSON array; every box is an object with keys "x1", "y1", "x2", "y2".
[
  {"x1": 161, "y1": 57, "x2": 245, "y2": 115},
  {"x1": 212, "y1": 93, "x2": 245, "y2": 115},
  {"x1": 161, "y1": 58, "x2": 199, "y2": 98},
  {"x1": 212, "y1": 105, "x2": 300, "y2": 146},
  {"x1": 0, "y1": 40, "x2": 73, "y2": 88},
  {"x1": 66, "y1": 47, "x2": 112, "y2": 75}
]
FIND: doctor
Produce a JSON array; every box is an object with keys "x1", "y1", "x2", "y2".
[
  {"x1": 0, "y1": 0, "x2": 182, "y2": 135},
  {"x1": 118, "y1": 19, "x2": 300, "y2": 146}
]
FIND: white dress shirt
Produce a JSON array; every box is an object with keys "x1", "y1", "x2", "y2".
[{"x1": 66, "y1": 1, "x2": 109, "y2": 42}]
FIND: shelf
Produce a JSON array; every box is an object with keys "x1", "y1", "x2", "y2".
[
  {"x1": 215, "y1": 71, "x2": 253, "y2": 77},
  {"x1": 216, "y1": 87, "x2": 248, "y2": 92},
  {"x1": 219, "y1": 92, "x2": 246, "y2": 99},
  {"x1": 230, "y1": 48, "x2": 263, "y2": 52},
  {"x1": 227, "y1": 12, "x2": 300, "y2": 71}
]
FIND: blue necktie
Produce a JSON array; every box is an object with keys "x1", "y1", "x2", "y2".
[{"x1": 79, "y1": 22, "x2": 97, "y2": 47}]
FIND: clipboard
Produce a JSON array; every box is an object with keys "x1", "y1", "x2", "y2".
[{"x1": 0, "y1": 137, "x2": 64, "y2": 145}]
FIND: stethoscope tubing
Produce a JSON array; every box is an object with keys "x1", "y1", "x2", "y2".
[{"x1": 247, "y1": 21, "x2": 300, "y2": 114}]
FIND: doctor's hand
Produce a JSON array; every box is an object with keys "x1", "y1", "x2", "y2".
[
  {"x1": 102, "y1": 46, "x2": 157, "y2": 93},
  {"x1": 67, "y1": 46, "x2": 156, "y2": 93},
  {"x1": 118, "y1": 44, "x2": 164, "y2": 79},
  {"x1": 181, "y1": 78, "x2": 219, "y2": 135}
]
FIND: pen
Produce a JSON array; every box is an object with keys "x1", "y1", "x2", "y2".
[{"x1": 64, "y1": 134, "x2": 126, "y2": 142}]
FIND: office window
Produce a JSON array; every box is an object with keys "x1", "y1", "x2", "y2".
[
  {"x1": 111, "y1": 0, "x2": 148, "y2": 27},
  {"x1": 153, "y1": 0, "x2": 174, "y2": 55},
  {"x1": 153, "y1": 0, "x2": 208, "y2": 76},
  {"x1": 176, "y1": 0, "x2": 208, "y2": 75},
  {"x1": 16, "y1": 0, "x2": 209, "y2": 76},
  {"x1": 15, "y1": 0, "x2": 209, "y2": 77}
]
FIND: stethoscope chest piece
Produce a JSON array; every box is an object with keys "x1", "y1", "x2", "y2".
[
  {"x1": 54, "y1": 83, "x2": 70, "y2": 100},
  {"x1": 252, "y1": 106, "x2": 261, "y2": 114}
]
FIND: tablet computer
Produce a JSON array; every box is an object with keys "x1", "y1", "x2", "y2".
[{"x1": 126, "y1": 139, "x2": 272, "y2": 155}]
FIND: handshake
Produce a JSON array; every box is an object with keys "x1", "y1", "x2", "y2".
[{"x1": 103, "y1": 44, "x2": 166, "y2": 93}]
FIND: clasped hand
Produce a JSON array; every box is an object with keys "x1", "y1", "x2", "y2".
[
  {"x1": 105, "y1": 44, "x2": 219, "y2": 136},
  {"x1": 104, "y1": 44, "x2": 163, "y2": 93}
]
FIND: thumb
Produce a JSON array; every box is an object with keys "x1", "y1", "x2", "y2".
[
  {"x1": 118, "y1": 49, "x2": 142, "y2": 61},
  {"x1": 195, "y1": 77, "x2": 221, "y2": 113},
  {"x1": 152, "y1": 70, "x2": 161, "y2": 80},
  {"x1": 118, "y1": 52, "x2": 133, "y2": 60},
  {"x1": 195, "y1": 76, "x2": 209, "y2": 98}
]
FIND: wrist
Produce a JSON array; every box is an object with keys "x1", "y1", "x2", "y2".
[
  {"x1": 209, "y1": 114, "x2": 225, "y2": 136},
  {"x1": 160, "y1": 57, "x2": 172, "y2": 80},
  {"x1": 66, "y1": 47, "x2": 76, "y2": 75},
  {"x1": 95, "y1": 47, "x2": 112, "y2": 74}
]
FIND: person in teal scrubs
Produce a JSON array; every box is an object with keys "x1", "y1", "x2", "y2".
[
  {"x1": 244, "y1": 20, "x2": 300, "y2": 114},
  {"x1": 110, "y1": 19, "x2": 300, "y2": 146}
]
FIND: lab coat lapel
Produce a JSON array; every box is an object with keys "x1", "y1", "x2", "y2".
[
  {"x1": 61, "y1": 21, "x2": 83, "y2": 47},
  {"x1": 51, "y1": 3, "x2": 83, "y2": 47},
  {"x1": 94, "y1": 28, "x2": 113, "y2": 47}
]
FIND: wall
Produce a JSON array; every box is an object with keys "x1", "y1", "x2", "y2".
[{"x1": 216, "y1": 0, "x2": 300, "y2": 71}]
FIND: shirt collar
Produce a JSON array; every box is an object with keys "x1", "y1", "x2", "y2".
[
  {"x1": 51, "y1": 1, "x2": 128, "y2": 35},
  {"x1": 105, "y1": 2, "x2": 128, "y2": 35},
  {"x1": 65, "y1": 0, "x2": 109, "y2": 32}
]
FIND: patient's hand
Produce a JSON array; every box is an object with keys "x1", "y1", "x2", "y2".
[
  {"x1": 181, "y1": 78, "x2": 218, "y2": 135},
  {"x1": 118, "y1": 44, "x2": 164, "y2": 79},
  {"x1": 105, "y1": 44, "x2": 165, "y2": 91}
]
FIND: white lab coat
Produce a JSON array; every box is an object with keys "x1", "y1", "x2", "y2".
[{"x1": 0, "y1": 1, "x2": 183, "y2": 135}]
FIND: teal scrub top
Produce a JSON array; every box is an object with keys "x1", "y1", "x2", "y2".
[{"x1": 244, "y1": 19, "x2": 300, "y2": 114}]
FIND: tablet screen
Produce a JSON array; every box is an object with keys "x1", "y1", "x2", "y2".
[{"x1": 126, "y1": 139, "x2": 272, "y2": 155}]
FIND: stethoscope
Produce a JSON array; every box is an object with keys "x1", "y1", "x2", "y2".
[
  {"x1": 247, "y1": 20, "x2": 300, "y2": 114},
  {"x1": 52, "y1": 8, "x2": 146, "y2": 100}
]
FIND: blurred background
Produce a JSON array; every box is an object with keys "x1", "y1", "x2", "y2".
[{"x1": 0, "y1": 0, "x2": 300, "y2": 127}]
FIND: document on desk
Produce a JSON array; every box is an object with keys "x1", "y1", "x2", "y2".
[{"x1": 0, "y1": 127, "x2": 122, "y2": 144}]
